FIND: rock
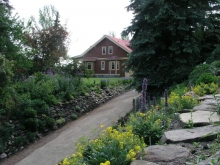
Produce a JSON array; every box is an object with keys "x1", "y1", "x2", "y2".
[
  {"x1": 160, "y1": 125, "x2": 220, "y2": 144},
  {"x1": 180, "y1": 111, "x2": 220, "y2": 126},
  {"x1": 0, "y1": 153, "x2": 7, "y2": 159},
  {"x1": 143, "y1": 145, "x2": 190, "y2": 162},
  {"x1": 193, "y1": 104, "x2": 216, "y2": 111},
  {"x1": 131, "y1": 160, "x2": 158, "y2": 165},
  {"x1": 183, "y1": 91, "x2": 198, "y2": 98},
  {"x1": 197, "y1": 151, "x2": 220, "y2": 165}
]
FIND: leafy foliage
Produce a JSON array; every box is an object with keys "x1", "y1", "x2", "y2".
[
  {"x1": 0, "y1": 4, "x2": 32, "y2": 77},
  {"x1": 25, "y1": 5, "x2": 69, "y2": 72},
  {"x1": 122, "y1": 0, "x2": 220, "y2": 94}
]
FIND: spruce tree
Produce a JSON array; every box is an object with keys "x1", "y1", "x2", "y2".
[{"x1": 122, "y1": 0, "x2": 220, "y2": 93}]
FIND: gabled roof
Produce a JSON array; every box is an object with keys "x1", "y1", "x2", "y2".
[{"x1": 78, "y1": 35, "x2": 132, "y2": 58}]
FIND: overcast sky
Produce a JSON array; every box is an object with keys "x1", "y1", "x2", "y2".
[{"x1": 9, "y1": 0, "x2": 133, "y2": 57}]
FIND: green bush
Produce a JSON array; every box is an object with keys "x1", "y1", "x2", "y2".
[
  {"x1": 45, "y1": 116, "x2": 55, "y2": 129},
  {"x1": 0, "y1": 122, "x2": 14, "y2": 153},
  {"x1": 188, "y1": 64, "x2": 211, "y2": 85},
  {"x1": 100, "y1": 79, "x2": 109, "y2": 89},
  {"x1": 56, "y1": 118, "x2": 66, "y2": 125},
  {"x1": 27, "y1": 132, "x2": 36, "y2": 142},
  {"x1": 75, "y1": 106, "x2": 81, "y2": 112},
  {"x1": 31, "y1": 99, "x2": 49, "y2": 115},
  {"x1": 21, "y1": 107, "x2": 37, "y2": 118},
  {"x1": 14, "y1": 136, "x2": 24, "y2": 147},
  {"x1": 126, "y1": 110, "x2": 171, "y2": 145},
  {"x1": 38, "y1": 119, "x2": 46, "y2": 132},
  {"x1": 196, "y1": 73, "x2": 218, "y2": 85},
  {"x1": 70, "y1": 113, "x2": 78, "y2": 120},
  {"x1": 24, "y1": 118, "x2": 39, "y2": 132}
]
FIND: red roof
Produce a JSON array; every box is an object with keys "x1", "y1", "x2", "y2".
[{"x1": 107, "y1": 36, "x2": 132, "y2": 52}]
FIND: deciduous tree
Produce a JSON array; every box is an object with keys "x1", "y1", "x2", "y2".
[{"x1": 25, "y1": 5, "x2": 70, "y2": 72}]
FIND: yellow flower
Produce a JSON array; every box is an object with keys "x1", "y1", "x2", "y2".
[
  {"x1": 120, "y1": 142, "x2": 124, "y2": 149},
  {"x1": 135, "y1": 145, "x2": 141, "y2": 152},
  {"x1": 100, "y1": 124, "x2": 104, "y2": 128},
  {"x1": 105, "y1": 161, "x2": 110, "y2": 165}
]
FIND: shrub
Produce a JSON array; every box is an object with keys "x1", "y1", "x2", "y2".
[
  {"x1": 31, "y1": 99, "x2": 49, "y2": 115},
  {"x1": 188, "y1": 63, "x2": 211, "y2": 85},
  {"x1": 56, "y1": 118, "x2": 66, "y2": 125},
  {"x1": 167, "y1": 92, "x2": 198, "y2": 111},
  {"x1": 196, "y1": 73, "x2": 218, "y2": 85},
  {"x1": 27, "y1": 132, "x2": 36, "y2": 142},
  {"x1": 126, "y1": 110, "x2": 171, "y2": 145},
  {"x1": 38, "y1": 119, "x2": 46, "y2": 132},
  {"x1": 24, "y1": 118, "x2": 39, "y2": 132},
  {"x1": 0, "y1": 122, "x2": 14, "y2": 153},
  {"x1": 75, "y1": 106, "x2": 81, "y2": 112},
  {"x1": 100, "y1": 79, "x2": 109, "y2": 89},
  {"x1": 192, "y1": 82, "x2": 219, "y2": 96},
  {"x1": 59, "y1": 126, "x2": 146, "y2": 165},
  {"x1": 21, "y1": 107, "x2": 37, "y2": 118},
  {"x1": 70, "y1": 113, "x2": 78, "y2": 120},
  {"x1": 44, "y1": 116, "x2": 55, "y2": 129},
  {"x1": 14, "y1": 136, "x2": 25, "y2": 147}
]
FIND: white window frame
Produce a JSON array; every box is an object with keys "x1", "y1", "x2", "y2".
[
  {"x1": 101, "y1": 61, "x2": 105, "y2": 70},
  {"x1": 87, "y1": 62, "x2": 92, "y2": 70},
  {"x1": 116, "y1": 61, "x2": 119, "y2": 70},
  {"x1": 102, "y1": 46, "x2": 106, "y2": 55},
  {"x1": 109, "y1": 61, "x2": 119, "y2": 70},
  {"x1": 108, "y1": 46, "x2": 113, "y2": 54}
]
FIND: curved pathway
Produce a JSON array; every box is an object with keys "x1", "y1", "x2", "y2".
[{"x1": 2, "y1": 90, "x2": 140, "y2": 165}]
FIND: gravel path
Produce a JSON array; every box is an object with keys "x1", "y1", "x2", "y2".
[{"x1": 1, "y1": 90, "x2": 140, "y2": 165}]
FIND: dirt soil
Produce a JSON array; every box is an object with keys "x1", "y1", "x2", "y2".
[{"x1": 1, "y1": 90, "x2": 140, "y2": 165}]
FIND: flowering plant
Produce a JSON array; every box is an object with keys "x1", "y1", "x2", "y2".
[
  {"x1": 59, "y1": 126, "x2": 145, "y2": 165},
  {"x1": 126, "y1": 110, "x2": 171, "y2": 145}
]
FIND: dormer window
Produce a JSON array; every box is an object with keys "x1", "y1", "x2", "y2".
[
  {"x1": 108, "y1": 46, "x2": 113, "y2": 54},
  {"x1": 102, "y1": 47, "x2": 106, "y2": 55}
]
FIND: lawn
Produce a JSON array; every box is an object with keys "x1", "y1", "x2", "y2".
[{"x1": 82, "y1": 77, "x2": 125, "y2": 85}]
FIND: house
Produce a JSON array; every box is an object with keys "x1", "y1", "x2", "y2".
[{"x1": 75, "y1": 35, "x2": 132, "y2": 77}]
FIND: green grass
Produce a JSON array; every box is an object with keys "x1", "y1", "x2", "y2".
[{"x1": 82, "y1": 78, "x2": 123, "y2": 85}]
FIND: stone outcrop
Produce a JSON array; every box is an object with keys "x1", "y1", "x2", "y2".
[
  {"x1": 143, "y1": 145, "x2": 190, "y2": 162},
  {"x1": 131, "y1": 160, "x2": 158, "y2": 165},
  {"x1": 180, "y1": 111, "x2": 220, "y2": 126},
  {"x1": 160, "y1": 125, "x2": 220, "y2": 144}
]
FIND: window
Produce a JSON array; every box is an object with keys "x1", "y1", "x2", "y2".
[
  {"x1": 109, "y1": 61, "x2": 119, "y2": 70},
  {"x1": 101, "y1": 61, "x2": 105, "y2": 70},
  {"x1": 87, "y1": 62, "x2": 92, "y2": 70},
  {"x1": 102, "y1": 47, "x2": 106, "y2": 55},
  {"x1": 111, "y1": 61, "x2": 115, "y2": 70},
  {"x1": 108, "y1": 46, "x2": 113, "y2": 54}
]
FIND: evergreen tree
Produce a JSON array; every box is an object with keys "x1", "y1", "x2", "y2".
[
  {"x1": 122, "y1": 0, "x2": 220, "y2": 93},
  {"x1": 0, "y1": 3, "x2": 32, "y2": 78}
]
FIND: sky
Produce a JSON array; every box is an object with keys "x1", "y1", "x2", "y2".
[{"x1": 9, "y1": 0, "x2": 133, "y2": 57}]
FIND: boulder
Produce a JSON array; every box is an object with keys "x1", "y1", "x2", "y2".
[
  {"x1": 161, "y1": 125, "x2": 220, "y2": 144},
  {"x1": 131, "y1": 160, "x2": 158, "y2": 165},
  {"x1": 0, "y1": 153, "x2": 7, "y2": 159},
  {"x1": 143, "y1": 145, "x2": 190, "y2": 162},
  {"x1": 180, "y1": 111, "x2": 220, "y2": 126}
]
